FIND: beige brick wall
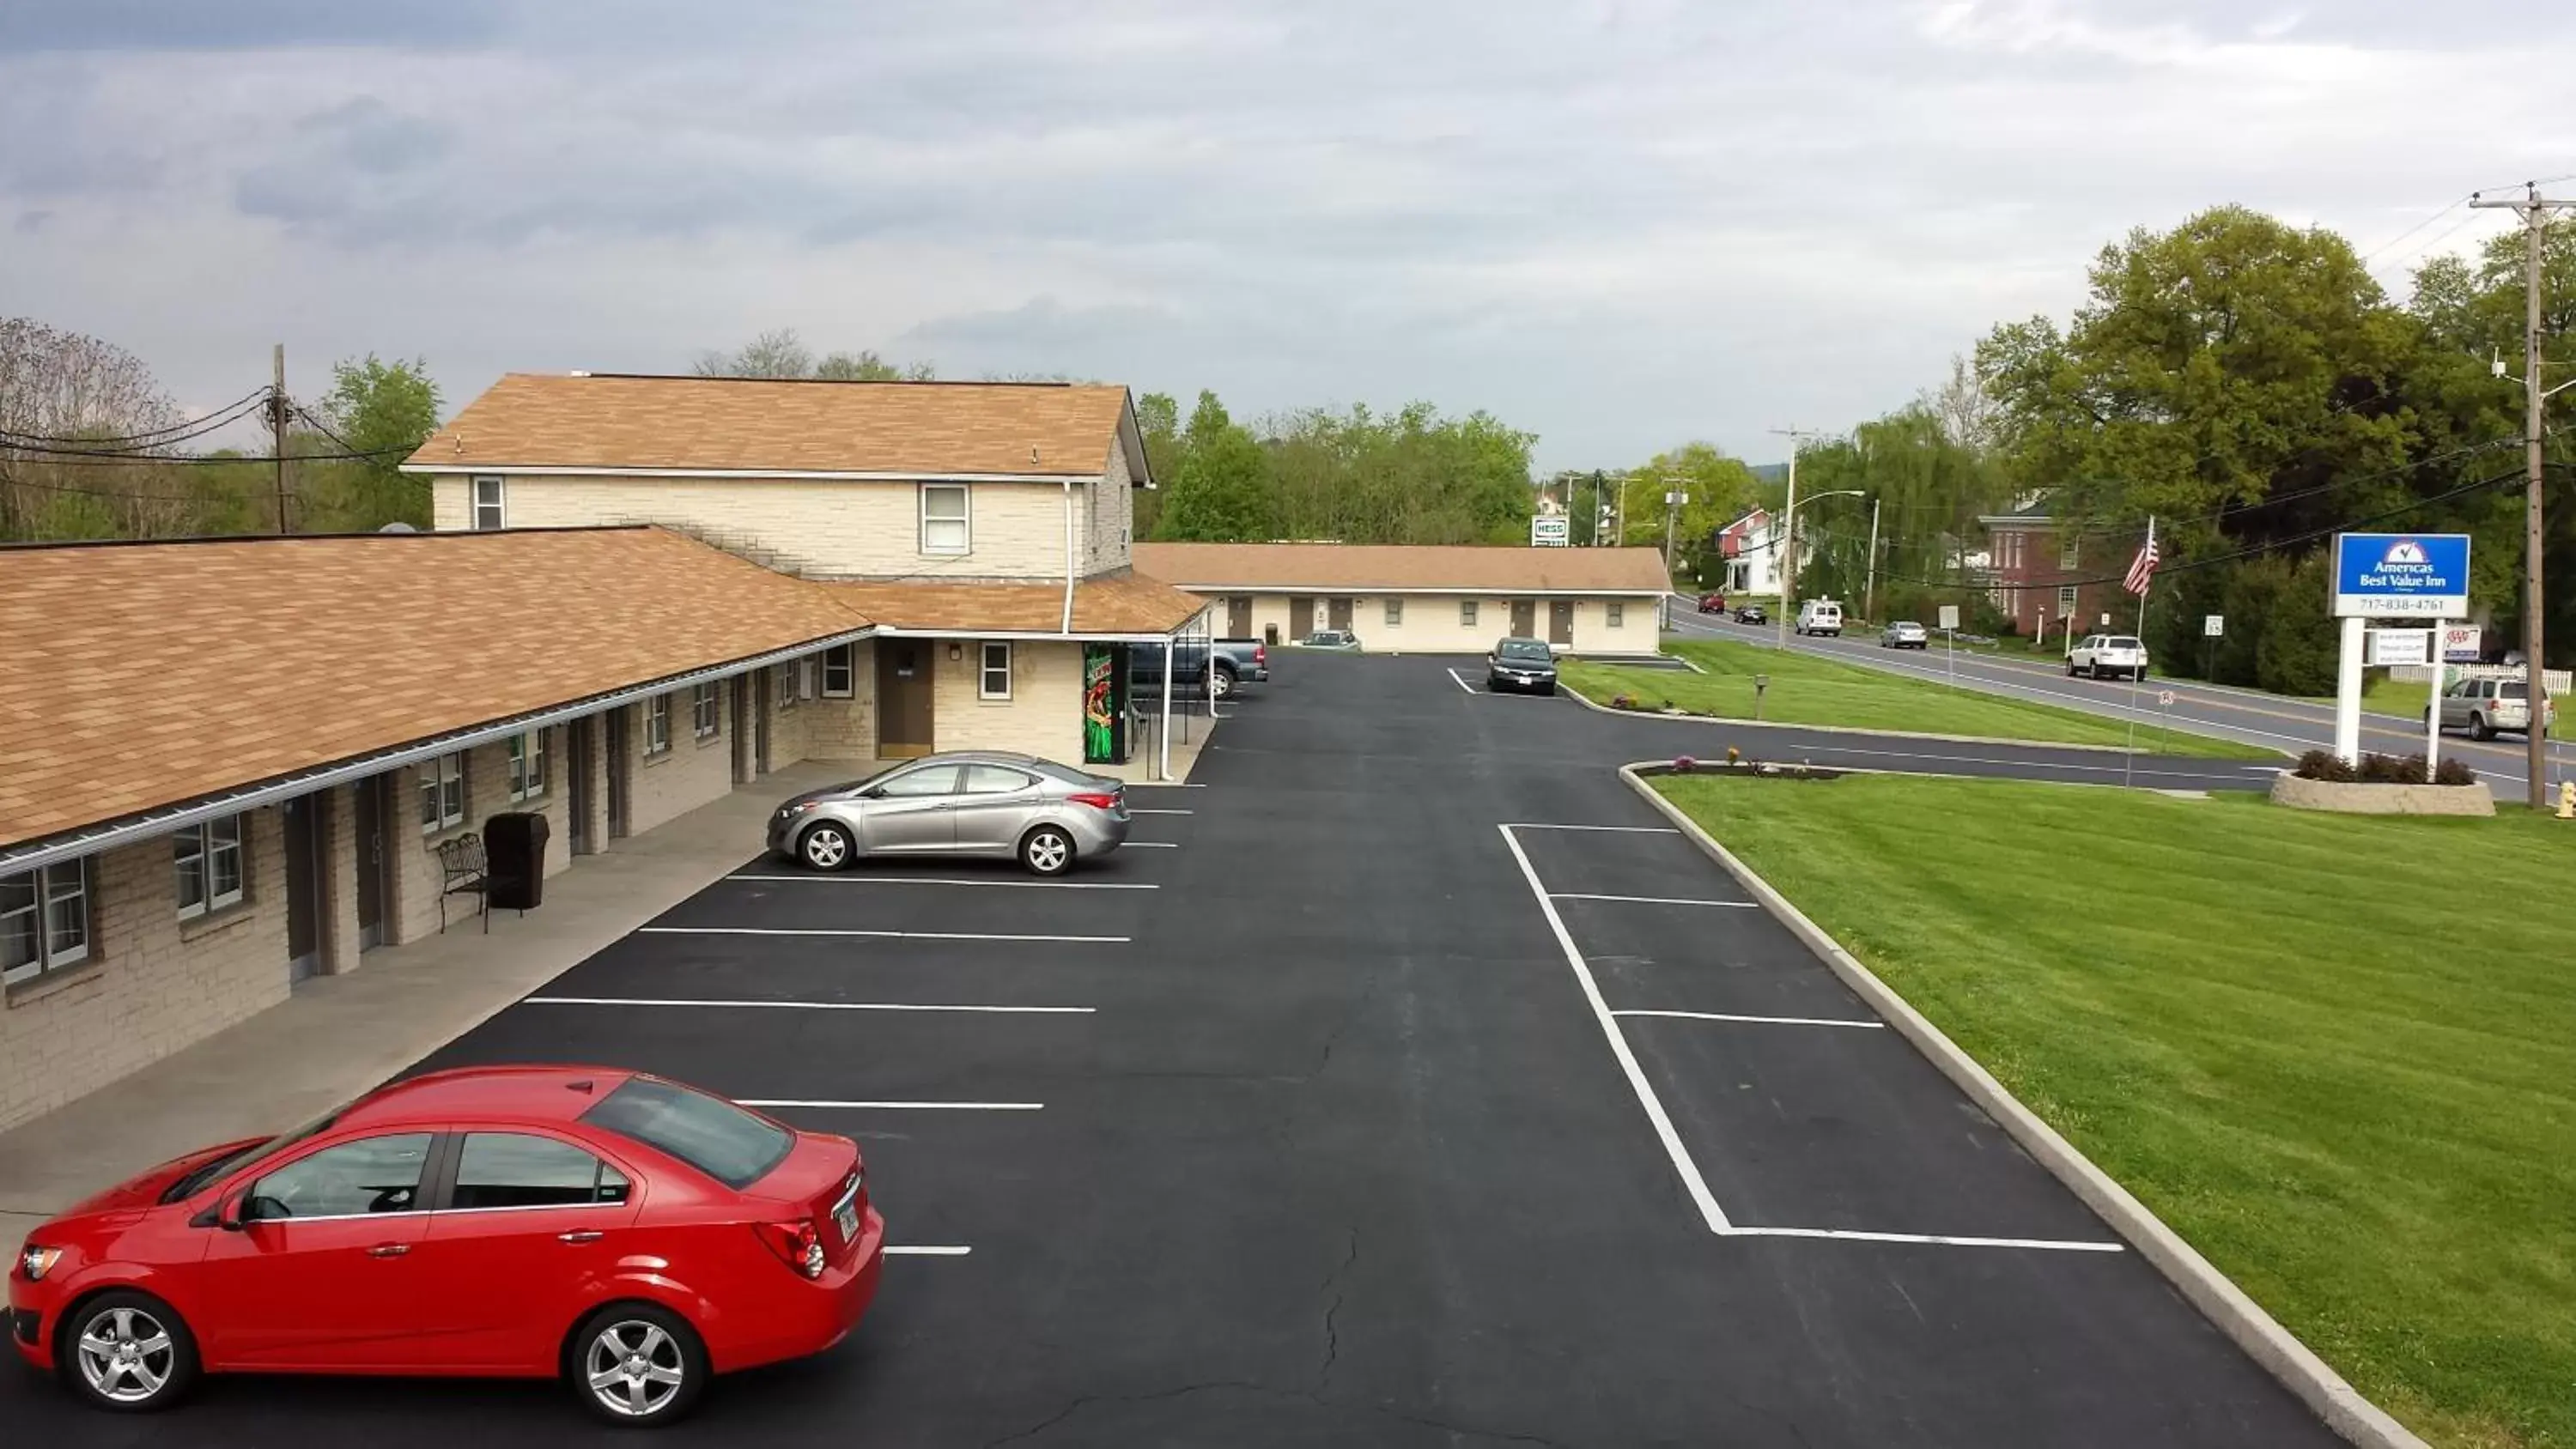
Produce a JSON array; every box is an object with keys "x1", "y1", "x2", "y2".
[
  {"x1": 1223, "y1": 591, "x2": 1660, "y2": 653},
  {"x1": 623, "y1": 682, "x2": 741, "y2": 837},
  {"x1": 391, "y1": 730, "x2": 576, "y2": 945},
  {"x1": 1080, "y1": 435, "x2": 1135, "y2": 575},
  {"x1": 433, "y1": 473, "x2": 1090, "y2": 581},
  {"x1": 1, "y1": 811, "x2": 292, "y2": 1132},
  {"x1": 801, "y1": 642, "x2": 879, "y2": 761},
  {"x1": 933, "y1": 639, "x2": 1083, "y2": 762}
]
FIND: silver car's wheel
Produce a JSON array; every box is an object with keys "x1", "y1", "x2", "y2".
[
  {"x1": 1021, "y1": 825, "x2": 1074, "y2": 876},
  {"x1": 800, "y1": 822, "x2": 854, "y2": 871},
  {"x1": 574, "y1": 1308, "x2": 704, "y2": 1426},
  {"x1": 64, "y1": 1293, "x2": 196, "y2": 1412}
]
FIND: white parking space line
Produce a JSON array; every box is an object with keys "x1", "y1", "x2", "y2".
[
  {"x1": 1447, "y1": 667, "x2": 1479, "y2": 694},
  {"x1": 1499, "y1": 823, "x2": 1733, "y2": 1234},
  {"x1": 1505, "y1": 823, "x2": 1680, "y2": 834},
  {"x1": 884, "y1": 1246, "x2": 974, "y2": 1257},
  {"x1": 1552, "y1": 893, "x2": 1759, "y2": 909},
  {"x1": 739, "y1": 1099, "x2": 1045, "y2": 1111},
  {"x1": 526, "y1": 996, "x2": 1095, "y2": 1015},
  {"x1": 1128, "y1": 808, "x2": 1194, "y2": 815},
  {"x1": 1128, "y1": 782, "x2": 1206, "y2": 789},
  {"x1": 1121, "y1": 840, "x2": 1180, "y2": 849},
  {"x1": 1613, "y1": 1009, "x2": 1883, "y2": 1029},
  {"x1": 729, "y1": 874, "x2": 1157, "y2": 891},
  {"x1": 641, "y1": 926, "x2": 1129, "y2": 943},
  {"x1": 1721, "y1": 1226, "x2": 2123, "y2": 1252}
]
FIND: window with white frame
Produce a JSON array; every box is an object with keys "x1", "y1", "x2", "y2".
[
  {"x1": 419, "y1": 753, "x2": 466, "y2": 833},
  {"x1": 2057, "y1": 585, "x2": 2079, "y2": 616},
  {"x1": 773, "y1": 663, "x2": 798, "y2": 712},
  {"x1": 979, "y1": 641, "x2": 1013, "y2": 700},
  {"x1": 1384, "y1": 598, "x2": 1403, "y2": 627},
  {"x1": 507, "y1": 730, "x2": 549, "y2": 802},
  {"x1": 920, "y1": 484, "x2": 970, "y2": 555},
  {"x1": 3, "y1": 858, "x2": 92, "y2": 988},
  {"x1": 174, "y1": 814, "x2": 248, "y2": 920},
  {"x1": 471, "y1": 476, "x2": 505, "y2": 530},
  {"x1": 2059, "y1": 537, "x2": 2080, "y2": 569},
  {"x1": 822, "y1": 646, "x2": 854, "y2": 698},
  {"x1": 644, "y1": 695, "x2": 673, "y2": 756},
  {"x1": 1607, "y1": 601, "x2": 1626, "y2": 627},
  {"x1": 1460, "y1": 599, "x2": 1479, "y2": 627},
  {"x1": 691, "y1": 682, "x2": 720, "y2": 740}
]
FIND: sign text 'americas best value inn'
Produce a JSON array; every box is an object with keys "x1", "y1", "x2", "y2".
[{"x1": 2331, "y1": 533, "x2": 2470, "y2": 618}]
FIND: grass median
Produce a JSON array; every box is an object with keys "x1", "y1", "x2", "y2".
[
  {"x1": 1649, "y1": 771, "x2": 2576, "y2": 1449},
  {"x1": 1560, "y1": 638, "x2": 2255, "y2": 756}
]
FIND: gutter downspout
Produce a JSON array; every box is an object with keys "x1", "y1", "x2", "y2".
[{"x1": 1060, "y1": 474, "x2": 1078, "y2": 635}]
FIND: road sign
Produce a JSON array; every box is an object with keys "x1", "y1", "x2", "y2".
[
  {"x1": 1530, "y1": 514, "x2": 1569, "y2": 547},
  {"x1": 2366, "y1": 628, "x2": 2434, "y2": 667},
  {"x1": 2332, "y1": 533, "x2": 2470, "y2": 617},
  {"x1": 2203, "y1": 615, "x2": 2224, "y2": 637},
  {"x1": 2439, "y1": 623, "x2": 2481, "y2": 663},
  {"x1": 1937, "y1": 604, "x2": 1959, "y2": 630},
  {"x1": 2158, "y1": 690, "x2": 2175, "y2": 707}
]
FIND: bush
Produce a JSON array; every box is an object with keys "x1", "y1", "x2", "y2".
[
  {"x1": 2433, "y1": 757, "x2": 2476, "y2": 787},
  {"x1": 2294, "y1": 749, "x2": 2357, "y2": 782},
  {"x1": 2294, "y1": 751, "x2": 2479, "y2": 785},
  {"x1": 1610, "y1": 693, "x2": 1638, "y2": 711}
]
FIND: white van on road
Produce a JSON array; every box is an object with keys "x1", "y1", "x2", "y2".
[{"x1": 1795, "y1": 599, "x2": 1844, "y2": 637}]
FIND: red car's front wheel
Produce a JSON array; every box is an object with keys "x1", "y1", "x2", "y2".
[{"x1": 58, "y1": 1290, "x2": 199, "y2": 1414}]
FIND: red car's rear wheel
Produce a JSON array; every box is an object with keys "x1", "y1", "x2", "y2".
[{"x1": 569, "y1": 1303, "x2": 708, "y2": 1427}]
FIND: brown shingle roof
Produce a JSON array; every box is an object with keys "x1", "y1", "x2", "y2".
[
  {"x1": 1130, "y1": 543, "x2": 1674, "y2": 593},
  {"x1": 407, "y1": 373, "x2": 1134, "y2": 479},
  {"x1": 0, "y1": 528, "x2": 869, "y2": 849},
  {"x1": 824, "y1": 572, "x2": 1206, "y2": 637}
]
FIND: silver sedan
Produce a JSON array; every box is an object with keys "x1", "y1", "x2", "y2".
[{"x1": 766, "y1": 751, "x2": 1132, "y2": 876}]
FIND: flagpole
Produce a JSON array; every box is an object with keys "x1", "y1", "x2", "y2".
[{"x1": 2123, "y1": 516, "x2": 2154, "y2": 781}]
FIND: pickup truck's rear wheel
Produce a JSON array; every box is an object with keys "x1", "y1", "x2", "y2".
[{"x1": 1212, "y1": 668, "x2": 1235, "y2": 700}]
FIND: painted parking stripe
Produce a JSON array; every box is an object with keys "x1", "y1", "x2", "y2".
[
  {"x1": 641, "y1": 926, "x2": 1127, "y2": 943},
  {"x1": 1552, "y1": 893, "x2": 1759, "y2": 909},
  {"x1": 1498, "y1": 823, "x2": 1732, "y2": 1234},
  {"x1": 526, "y1": 996, "x2": 1095, "y2": 1015},
  {"x1": 1504, "y1": 823, "x2": 1680, "y2": 834},
  {"x1": 729, "y1": 874, "x2": 1157, "y2": 891},
  {"x1": 1121, "y1": 840, "x2": 1180, "y2": 849},
  {"x1": 1721, "y1": 1226, "x2": 2123, "y2": 1252},
  {"x1": 1127, "y1": 808, "x2": 1194, "y2": 815},
  {"x1": 1447, "y1": 667, "x2": 1479, "y2": 694},
  {"x1": 884, "y1": 1246, "x2": 974, "y2": 1257},
  {"x1": 1613, "y1": 1009, "x2": 1883, "y2": 1029},
  {"x1": 738, "y1": 1099, "x2": 1044, "y2": 1111}
]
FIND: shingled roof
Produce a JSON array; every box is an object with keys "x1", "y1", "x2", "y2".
[
  {"x1": 0, "y1": 528, "x2": 871, "y2": 851},
  {"x1": 826, "y1": 572, "x2": 1208, "y2": 637},
  {"x1": 1131, "y1": 543, "x2": 1674, "y2": 594},
  {"x1": 404, "y1": 373, "x2": 1143, "y2": 482}
]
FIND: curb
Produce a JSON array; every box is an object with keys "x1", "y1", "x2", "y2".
[
  {"x1": 1616, "y1": 762, "x2": 2427, "y2": 1449},
  {"x1": 1563, "y1": 681, "x2": 2264, "y2": 756}
]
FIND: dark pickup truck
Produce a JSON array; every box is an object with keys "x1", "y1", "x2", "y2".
[{"x1": 1130, "y1": 638, "x2": 1269, "y2": 700}]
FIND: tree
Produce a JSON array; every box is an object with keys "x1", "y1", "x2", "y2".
[
  {"x1": 307, "y1": 355, "x2": 441, "y2": 531},
  {"x1": 1607, "y1": 443, "x2": 1759, "y2": 583},
  {"x1": 818, "y1": 350, "x2": 936, "y2": 381},
  {"x1": 1153, "y1": 392, "x2": 1270, "y2": 541},
  {"x1": 696, "y1": 329, "x2": 934, "y2": 381},
  {"x1": 1131, "y1": 391, "x2": 1181, "y2": 538},
  {"x1": 0, "y1": 318, "x2": 188, "y2": 541}
]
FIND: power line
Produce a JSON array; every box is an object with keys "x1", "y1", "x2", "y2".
[
  {"x1": 0, "y1": 386, "x2": 270, "y2": 447},
  {"x1": 0, "y1": 438, "x2": 415, "y2": 465},
  {"x1": 0, "y1": 391, "x2": 273, "y2": 457}
]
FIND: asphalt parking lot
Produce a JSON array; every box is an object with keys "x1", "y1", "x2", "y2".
[{"x1": 5, "y1": 653, "x2": 2331, "y2": 1446}]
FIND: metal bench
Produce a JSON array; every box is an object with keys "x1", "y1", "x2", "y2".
[{"x1": 434, "y1": 833, "x2": 492, "y2": 934}]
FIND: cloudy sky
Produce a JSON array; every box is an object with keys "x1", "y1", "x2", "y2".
[{"x1": 4, "y1": 0, "x2": 2571, "y2": 468}]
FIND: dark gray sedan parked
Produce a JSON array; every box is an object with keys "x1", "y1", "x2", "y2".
[
  {"x1": 767, "y1": 751, "x2": 1131, "y2": 876},
  {"x1": 1486, "y1": 637, "x2": 1559, "y2": 694}
]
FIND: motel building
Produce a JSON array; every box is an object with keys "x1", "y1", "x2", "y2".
[
  {"x1": 0, "y1": 375, "x2": 1206, "y2": 1133},
  {"x1": 1130, "y1": 542, "x2": 1674, "y2": 654}
]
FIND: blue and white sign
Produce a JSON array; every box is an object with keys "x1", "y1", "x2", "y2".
[{"x1": 2331, "y1": 532, "x2": 2470, "y2": 618}]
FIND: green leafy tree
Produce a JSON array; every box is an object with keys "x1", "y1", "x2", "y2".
[
  {"x1": 695, "y1": 329, "x2": 933, "y2": 381},
  {"x1": 307, "y1": 355, "x2": 441, "y2": 531},
  {"x1": 1153, "y1": 391, "x2": 1270, "y2": 541}
]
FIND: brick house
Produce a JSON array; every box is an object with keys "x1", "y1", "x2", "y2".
[
  {"x1": 1130, "y1": 543, "x2": 1673, "y2": 653},
  {"x1": 1979, "y1": 511, "x2": 2113, "y2": 646},
  {"x1": 1, "y1": 376, "x2": 1206, "y2": 1132}
]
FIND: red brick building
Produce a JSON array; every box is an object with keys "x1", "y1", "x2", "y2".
[{"x1": 1979, "y1": 512, "x2": 2117, "y2": 646}]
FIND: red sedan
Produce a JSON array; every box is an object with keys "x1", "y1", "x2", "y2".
[
  {"x1": 1698, "y1": 592, "x2": 1726, "y2": 614},
  {"x1": 10, "y1": 1066, "x2": 883, "y2": 1426}
]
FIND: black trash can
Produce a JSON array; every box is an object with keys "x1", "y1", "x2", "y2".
[{"x1": 484, "y1": 811, "x2": 550, "y2": 912}]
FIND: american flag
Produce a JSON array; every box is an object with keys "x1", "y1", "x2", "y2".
[{"x1": 2123, "y1": 519, "x2": 2160, "y2": 597}]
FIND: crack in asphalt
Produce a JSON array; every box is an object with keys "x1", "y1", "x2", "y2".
[
  {"x1": 1317, "y1": 1225, "x2": 1361, "y2": 1389},
  {"x1": 978, "y1": 1379, "x2": 1271, "y2": 1447}
]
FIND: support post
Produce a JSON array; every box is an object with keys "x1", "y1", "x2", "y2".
[
  {"x1": 2425, "y1": 636, "x2": 2445, "y2": 784},
  {"x1": 2335, "y1": 616, "x2": 2366, "y2": 765},
  {"x1": 1862, "y1": 495, "x2": 1881, "y2": 625},
  {"x1": 1158, "y1": 634, "x2": 1175, "y2": 782}
]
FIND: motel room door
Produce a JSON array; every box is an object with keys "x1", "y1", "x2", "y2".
[
  {"x1": 1289, "y1": 597, "x2": 1315, "y2": 638},
  {"x1": 353, "y1": 774, "x2": 390, "y2": 953},
  {"x1": 1327, "y1": 597, "x2": 1353, "y2": 631},
  {"x1": 1548, "y1": 600, "x2": 1575, "y2": 646},
  {"x1": 1226, "y1": 597, "x2": 1253, "y2": 636},
  {"x1": 878, "y1": 640, "x2": 935, "y2": 758},
  {"x1": 283, "y1": 794, "x2": 321, "y2": 983},
  {"x1": 1510, "y1": 599, "x2": 1537, "y2": 637}
]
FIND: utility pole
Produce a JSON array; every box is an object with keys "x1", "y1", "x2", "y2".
[
  {"x1": 2471, "y1": 184, "x2": 2574, "y2": 807},
  {"x1": 1768, "y1": 428, "x2": 1820, "y2": 649},
  {"x1": 1862, "y1": 495, "x2": 1883, "y2": 625},
  {"x1": 1662, "y1": 473, "x2": 1686, "y2": 580},
  {"x1": 270, "y1": 343, "x2": 290, "y2": 535}
]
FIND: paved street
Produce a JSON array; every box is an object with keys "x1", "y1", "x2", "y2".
[
  {"x1": 3, "y1": 656, "x2": 2329, "y2": 1446},
  {"x1": 1666, "y1": 596, "x2": 2575, "y2": 796}
]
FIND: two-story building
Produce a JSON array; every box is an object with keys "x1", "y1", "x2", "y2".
[
  {"x1": 1716, "y1": 509, "x2": 1782, "y2": 597},
  {"x1": 1980, "y1": 510, "x2": 2110, "y2": 645}
]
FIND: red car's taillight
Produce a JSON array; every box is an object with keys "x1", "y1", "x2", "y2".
[
  {"x1": 1067, "y1": 791, "x2": 1121, "y2": 810},
  {"x1": 756, "y1": 1220, "x2": 826, "y2": 1279}
]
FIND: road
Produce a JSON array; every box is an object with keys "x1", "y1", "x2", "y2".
[
  {"x1": 1666, "y1": 595, "x2": 2573, "y2": 797},
  {"x1": 3, "y1": 656, "x2": 2333, "y2": 1446}
]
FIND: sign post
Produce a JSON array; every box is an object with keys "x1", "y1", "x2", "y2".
[
  {"x1": 2330, "y1": 533, "x2": 2470, "y2": 765},
  {"x1": 1938, "y1": 604, "x2": 1959, "y2": 688},
  {"x1": 2202, "y1": 614, "x2": 2222, "y2": 682}
]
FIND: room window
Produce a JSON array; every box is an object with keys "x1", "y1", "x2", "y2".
[
  {"x1": 471, "y1": 476, "x2": 505, "y2": 530},
  {"x1": 3, "y1": 858, "x2": 92, "y2": 988},
  {"x1": 920, "y1": 484, "x2": 970, "y2": 555},
  {"x1": 822, "y1": 646, "x2": 854, "y2": 699},
  {"x1": 773, "y1": 663, "x2": 798, "y2": 712},
  {"x1": 1460, "y1": 600, "x2": 1479, "y2": 627},
  {"x1": 692, "y1": 682, "x2": 720, "y2": 740},
  {"x1": 2057, "y1": 585, "x2": 2079, "y2": 616},
  {"x1": 643, "y1": 695, "x2": 672, "y2": 756},
  {"x1": 2059, "y1": 538, "x2": 2080, "y2": 570},
  {"x1": 174, "y1": 813, "x2": 247, "y2": 919},
  {"x1": 978, "y1": 641, "x2": 1013, "y2": 700},
  {"x1": 419, "y1": 752, "x2": 467, "y2": 833},
  {"x1": 507, "y1": 730, "x2": 548, "y2": 802},
  {"x1": 1384, "y1": 598, "x2": 1404, "y2": 627},
  {"x1": 1607, "y1": 601, "x2": 1625, "y2": 627}
]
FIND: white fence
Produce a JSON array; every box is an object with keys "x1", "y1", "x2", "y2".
[{"x1": 2390, "y1": 663, "x2": 2573, "y2": 694}]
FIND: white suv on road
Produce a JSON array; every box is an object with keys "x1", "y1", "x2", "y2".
[{"x1": 2068, "y1": 634, "x2": 2148, "y2": 681}]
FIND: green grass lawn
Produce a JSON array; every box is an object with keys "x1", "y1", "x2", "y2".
[
  {"x1": 1561, "y1": 638, "x2": 2255, "y2": 756},
  {"x1": 1651, "y1": 773, "x2": 2576, "y2": 1449}
]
